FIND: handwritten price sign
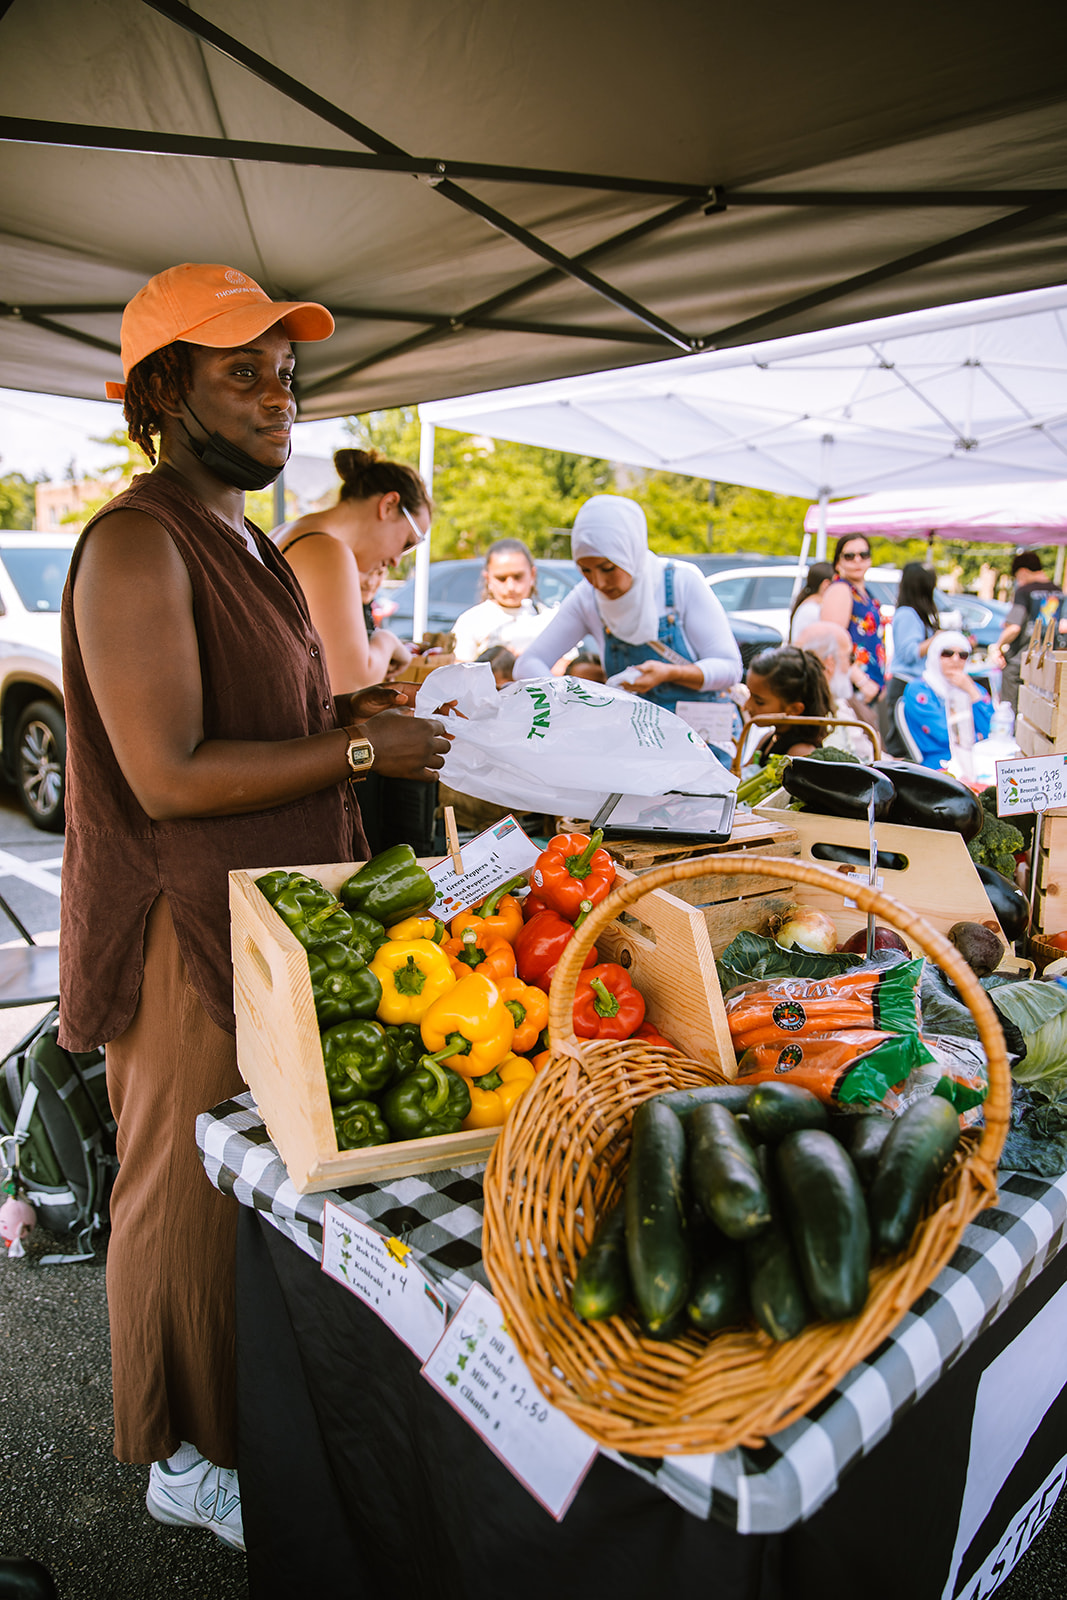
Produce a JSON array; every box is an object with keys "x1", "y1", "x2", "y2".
[
  {"x1": 421, "y1": 1282, "x2": 597, "y2": 1519},
  {"x1": 995, "y1": 754, "x2": 1067, "y2": 818},
  {"x1": 321, "y1": 1201, "x2": 448, "y2": 1361}
]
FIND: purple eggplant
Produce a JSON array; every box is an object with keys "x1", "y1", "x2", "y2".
[
  {"x1": 782, "y1": 757, "x2": 895, "y2": 821},
  {"x1": 872, "y1": 761, "x2": 984, "y2": 842}
]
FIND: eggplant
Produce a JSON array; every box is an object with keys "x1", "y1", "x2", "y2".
[
  {"x1": 872, "y1": 760, "x2": 984, "y2": 843},
  {"x1": 976, "y1": 864, "x2": 1030, "y2": 942},
  {"x1": 782, "y1": 756, "x2": 895, "y2": 821}
]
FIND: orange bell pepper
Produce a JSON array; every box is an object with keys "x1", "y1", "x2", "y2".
[
  {"x1": 419, "y1": 972, "x2": 514, "y2": 1077},
  {"x1": 442, "y1": 925, "x2": 517, "y2": 982},
  {"x1": 462, "y1": 1052, "x2": 537, "y2": 1129},
  {"x1": 449, "y1": 876, "x2": 525, "y2": 946},
  {"x1": 495, "y1": 975, "x2": 550, "y2": 1054}
]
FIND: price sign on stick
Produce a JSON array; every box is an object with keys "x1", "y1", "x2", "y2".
[
  {"x1": 427, "y1": 814, "x2": 540, "y2": 919},
  {"x1": 321, "y1": 1201, "x2": 448, "y2": 1361},
  {"x1": 995, "y1": 754, "x2": 1067, "y2": 818},
  {"x1": 422, "y1": 1282, "x2": 598, "y2": 1520}
]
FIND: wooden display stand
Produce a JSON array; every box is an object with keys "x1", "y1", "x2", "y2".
[
  {"x1": 1017, "y1": 618, "x2": 1067, "y2": 767},
  {"x1": 1035, "y1": 813, "x2": 1067, "y2": 938},
  {"x1": 230, "y1": 855, "x2": 732, "y2": 1193}
]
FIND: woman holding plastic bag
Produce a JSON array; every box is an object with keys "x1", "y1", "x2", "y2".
[
  {"x1": 900, "y1": 629, "x2": 993, "y2": 769},
  {"x1": 512, "y1": 495, "x2": 742, "y2": 742}
]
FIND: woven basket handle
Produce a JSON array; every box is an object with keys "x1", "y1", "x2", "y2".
[
  {"x1": 730, "y1": 715, "x2": 881, "y2": 775},
  {"x1": 546, "y1": 851, "x2": 1010, "y2": 1167}
]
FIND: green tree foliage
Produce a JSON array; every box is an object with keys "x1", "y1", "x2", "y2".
[{"x1": 0, "y1": 468, "x2": 41, "y2": 528}]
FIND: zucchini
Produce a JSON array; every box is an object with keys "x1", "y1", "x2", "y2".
[
  {"x1": 868, "y1": 1096, "x2": 961, "y2": 1255},
  {"x1": 839, "y1": 1112, "x2": 892, "y2": 1187},
  {"x1": 748, "y1": 1083, "x2": 829, "y2": 1142},
  {"x1": 688, "y1": 1103, "x2": 771, "y2": 1240},
  {"x1": 572, "y1": 1200, "x2": 629, "y2": 1321},
  {"x1": 776, "y1": 1130, "x2": 870, "y2": 1320},
  {"x1": 687, "y1": 1246, "x2": 748, "y2": 1333},
  {"x1": 625, "y1": 1100, "x2": 691, "y2": 1337},
  {"x1": 745, "y1": 1146, "x2": 808, "y2": 1341},
  {"x1": 652, "y1": 1083, "x2": 752, "y2": 1121}
]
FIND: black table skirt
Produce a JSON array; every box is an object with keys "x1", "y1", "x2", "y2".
[{"x1": 236, "y1": 1208, "x2": 1067, "y2": 1600}]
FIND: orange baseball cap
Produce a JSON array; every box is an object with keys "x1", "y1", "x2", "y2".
[{"x1": 105, "y1": 262, "x2": 334, "y2": 399}]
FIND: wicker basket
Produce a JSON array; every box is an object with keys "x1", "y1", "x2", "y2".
[{"x1": 482, "y1": 853, "x2": 1011, "y2": 1456}]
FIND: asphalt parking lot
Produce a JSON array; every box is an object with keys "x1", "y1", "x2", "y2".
[{"x1": 0, "y1": 783, "x2": 1064, "y2": 1600}]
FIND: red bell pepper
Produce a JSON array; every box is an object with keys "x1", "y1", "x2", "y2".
[
  {"x1": 521, "y1": 890, "x2": 551, "y2": 923},
  {"x1": 573, "y1": 963, "x2": 646, "y2": 1040},
  {"x1": 632, "y1": 1019, "x2": 679, "y2": 1051},
  {"x1": 514, "y1": 906, "x2": 599, "y2": 992},
  {"x1": 530, "y1": 830, "x2": 616, "y2": 922}
]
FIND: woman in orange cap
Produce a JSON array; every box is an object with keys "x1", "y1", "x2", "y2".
[{"x1": 60, "y1": 262, "x2": 450, "y2": 1553}]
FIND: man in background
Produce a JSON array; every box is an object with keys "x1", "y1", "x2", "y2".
[{"x1": 989, "y1": 552, "x2": 1063, "y2": 712}]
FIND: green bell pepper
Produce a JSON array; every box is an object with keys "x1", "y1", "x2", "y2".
[
  {"x1": 340, "y1": 844, "x2": 436, "y2": 928},
  {"x1": 307, "y1": 941, "x2": 383, "y2": 1028},
  {"x1": 272, "y1": 878, "x2": 352, "y2": 949},
  {"x1": 321, "y1": 1018, "x2": 397, "y2": 1103},
  {"x1": 379, "y1": 1057, "x2": 472, "y2": 1140},
  {"x1": 332, "y1": 1099, "x2": 390, "y2": 1151},
  {"x1": 345, "y1": 911, "x2": 389, "y2": 963},
  {"x1": 383, "y1": 1022, "x2": 425, "y2": 1075}
]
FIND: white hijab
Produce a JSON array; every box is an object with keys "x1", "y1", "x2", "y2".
[
  {"x1": 570, "y1": 495, "x2": 662, "y2": 645},
  {"x1": 923, "y1": 629, "x2": 973, "y2": 700}
]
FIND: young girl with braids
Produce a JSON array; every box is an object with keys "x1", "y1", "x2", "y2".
[
  {"x1": 273, "y1": 446, "x2": 428, "y2": 692},
  {"x1": 742, "y1": 644, "x2": 834, "y2": 763}
]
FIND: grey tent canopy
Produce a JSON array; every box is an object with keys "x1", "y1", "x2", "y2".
[{"x1": 2, "y1": 0, "x2": 1067, "y2": 416}]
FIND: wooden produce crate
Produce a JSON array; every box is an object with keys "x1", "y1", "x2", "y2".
[
  {"x1": 753, "y1": 805, "x2": 1022, "y2": 957},
  {"x1": 1035, "y1": 812, "x2": 1067, "y2": 937},
  {"x1": 230, "y1": 856, "x2": 735, "y2": 1191}
]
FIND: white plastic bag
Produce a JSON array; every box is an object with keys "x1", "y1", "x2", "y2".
[{"x1": 415, "y1": 664, "x2": 736, "y2": 815}]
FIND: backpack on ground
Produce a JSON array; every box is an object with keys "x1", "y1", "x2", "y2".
[{"x1": 0, "y1": 1017, "x2": 116, "y2": 1262}]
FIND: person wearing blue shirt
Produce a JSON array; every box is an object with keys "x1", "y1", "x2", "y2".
[
  {"x1": 885, "y1": 562, "x2": 939, "y2": 757},
  {"x1": 901, "y1": 630, "x2": 993, "y2": 768}
]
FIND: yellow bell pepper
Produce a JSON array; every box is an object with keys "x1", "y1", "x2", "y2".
[
  {"x1": 462, "y1": 1052, "x2": 537, "y2": 1129},
  {"x1": 386, "y1": 914, "x2": 446, "y2": 943},
  {"x1": 370, "y1": 938, "x2": 457, "y2": 1024},
  {"x1": 418, "y1": 973, "x2": 514, "y2": 1077}
]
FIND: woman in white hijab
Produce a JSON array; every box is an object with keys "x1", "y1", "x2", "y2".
[
  {"x1": 900, "y1": 629, "x2": 993, "y2": 768},
  {"x1": 513, "y1": 494, "x2": 742, "y2": 719}
]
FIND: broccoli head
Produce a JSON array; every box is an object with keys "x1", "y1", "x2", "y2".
[{"x1": 968, "y1": 810, "x2": 1026, "y2": 879}]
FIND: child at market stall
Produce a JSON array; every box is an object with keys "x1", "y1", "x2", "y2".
[{"x1": 742, "y1": 644, "x2": 834, "y2": 764}]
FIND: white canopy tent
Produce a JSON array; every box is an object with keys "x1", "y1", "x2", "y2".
[
  {"x1": 804, "y1": 481, "x2": 1067, "y2": 546},
  {"x1": 421, "y1": 285, "x2": 1067, "y2": 563}
]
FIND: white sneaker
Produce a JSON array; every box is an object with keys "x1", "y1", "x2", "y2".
[{"x1": 146, "y1": 1457, "x2": 246, "y2": 1551}]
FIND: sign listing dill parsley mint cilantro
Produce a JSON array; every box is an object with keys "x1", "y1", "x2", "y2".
[{"x1": 421, "y1": 1281, "x2": 597, "y2": 1519}]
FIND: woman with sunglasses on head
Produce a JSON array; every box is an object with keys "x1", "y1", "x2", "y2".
[
  {"x1": 273, "y1": 447, "x2": 427, "y2": 692},
  {"x1": 900, "y1": 630, "x2": 993, "y2": 768},
  {"x1": 60, "y1": 263, "x2": 450, "y2": 1554},
  {"x1": 819, "y1": 536, "x2": 887, "y2": 731}
]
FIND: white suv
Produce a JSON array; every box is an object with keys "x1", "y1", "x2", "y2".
[{"x1": 0, "y1": 532, "x2": 77, "y2": 831}]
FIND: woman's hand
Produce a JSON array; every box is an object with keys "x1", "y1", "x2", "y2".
[
  {"x1": 620, "y1": 659, "x2": 704, "y2": 695},
  {"x1": 941, "y1": 657, "x2": 982, "y2": 699},
  {"x1": 352, "y1": 707, "x2": 453, "y2": 782}
]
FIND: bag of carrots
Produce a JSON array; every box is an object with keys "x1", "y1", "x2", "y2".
[
  {"x1": 724, "y1": 959, "x2": 924, "y2": 1052},
  {"x1": 735, "y1": 1028, "x2": 934, "y2": 1107}
]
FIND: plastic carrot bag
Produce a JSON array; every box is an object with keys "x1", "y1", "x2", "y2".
[
  {"x1": 724, "y1": 959, "x2": 924, "y2": 1052},
  {"x1": 736, "y1": 1028, "x2": 934, "y2": 1107}
]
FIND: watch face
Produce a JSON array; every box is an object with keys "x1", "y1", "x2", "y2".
[{"x1": 347, "y1": 738, "x2": 373, "y2": 771}]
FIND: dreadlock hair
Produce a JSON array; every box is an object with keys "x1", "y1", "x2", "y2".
[
  {"x1": 748, "y1": 644, "x2": 834, "y2": 739},
  {"x1": 122, "y1": 343, "x2": 195, "y2": 465},
  {"x1": 334, "y1": 448, "x2": 431, "y2": 516}
]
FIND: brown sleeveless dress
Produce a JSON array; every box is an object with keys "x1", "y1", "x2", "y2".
[{"x1": 60, "y1": 471, "x2": 365, "y2": 1465}]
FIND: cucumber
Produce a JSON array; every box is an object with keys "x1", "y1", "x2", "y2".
[
  {"x1": 868, "y1": 1096, "x2": 961, "y2": 1256},
  {"x1": 625, "y1": 1100, "x2": 691, "y2": 1337},
  {"x1": 776, "y1": 1130, "x2": 870, "y2": 1321},
  {"x1": 747, "y1": 1083, "x2": 829, "y2": 1142},
  {"x1": 572, "y1": 1200, "x2": 629, "y2": 1321},
  {"x1": 840, "y1": 1112, "x2": 893, "y2": 1187},
  {"x1": 687, "y1": 1246, "x2": 748, "y2": 1333},
  {"x1": 688, "y1": 1103, "x2": 771, "y2": 1240},
  {"x1": 653, "y1": 1083, "x2": 753, "y2": 1121},
  {"x1": 745, "y1": 1146, "x2": 808, "y2": 1341}
]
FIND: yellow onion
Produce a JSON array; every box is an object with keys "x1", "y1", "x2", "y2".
[{"x1": 772, "y1": 907, "x2": 838, "y2": 956}]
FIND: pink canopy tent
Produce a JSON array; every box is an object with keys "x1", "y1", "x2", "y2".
[{"x1": 804, "y1": 480, "x2": 1067, "y2": 545}]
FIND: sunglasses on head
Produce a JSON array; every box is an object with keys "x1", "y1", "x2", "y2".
[{"x1": 941, "y1": 648, "x2": 971, "y2": 659}]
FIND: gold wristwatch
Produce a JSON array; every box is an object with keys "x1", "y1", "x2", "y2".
[{"x1": 344, "y1": 727, "x2": 375, "y2": 782}]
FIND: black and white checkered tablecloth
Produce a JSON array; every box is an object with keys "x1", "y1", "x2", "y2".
[{"x1": 197, "y1": 1091, "x2": 1067, "y2": 1534}]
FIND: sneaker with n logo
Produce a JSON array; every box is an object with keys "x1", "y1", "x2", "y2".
[{"x1": 147, "y1": 1457, "x2": 245, "y2": 1551}]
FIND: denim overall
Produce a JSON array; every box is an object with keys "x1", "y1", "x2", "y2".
[{"x1": 602, "y1": 562, "x2": 741, "y2": 750}]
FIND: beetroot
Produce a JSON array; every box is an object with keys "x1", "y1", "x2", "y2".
[{"x1": 838, "y1": 926, "x2": 910, "y2": 955}]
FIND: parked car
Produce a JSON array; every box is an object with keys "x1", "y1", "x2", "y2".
[
  {"x1": 707, "y1": 561, "x2": 1010, "y2": 654},
  {"x1": 0, "y1": 532, "x2": 77, "y2": 832},
  {"x1": 376, "y1": 556, "x2": 783, "y2": 666}
]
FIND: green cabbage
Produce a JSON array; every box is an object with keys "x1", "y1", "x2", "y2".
[{"x1": 991, "y1": 981, "x2": 1067, "y2": 1096}]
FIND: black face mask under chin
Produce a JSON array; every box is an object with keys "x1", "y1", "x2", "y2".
[{"x1": 179, "y1": 402, "x2": 289, "y2": 492}]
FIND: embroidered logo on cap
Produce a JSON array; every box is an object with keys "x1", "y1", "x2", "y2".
[{"x1": 224, "y1": 269, "x2": 248, "y2": 286}]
